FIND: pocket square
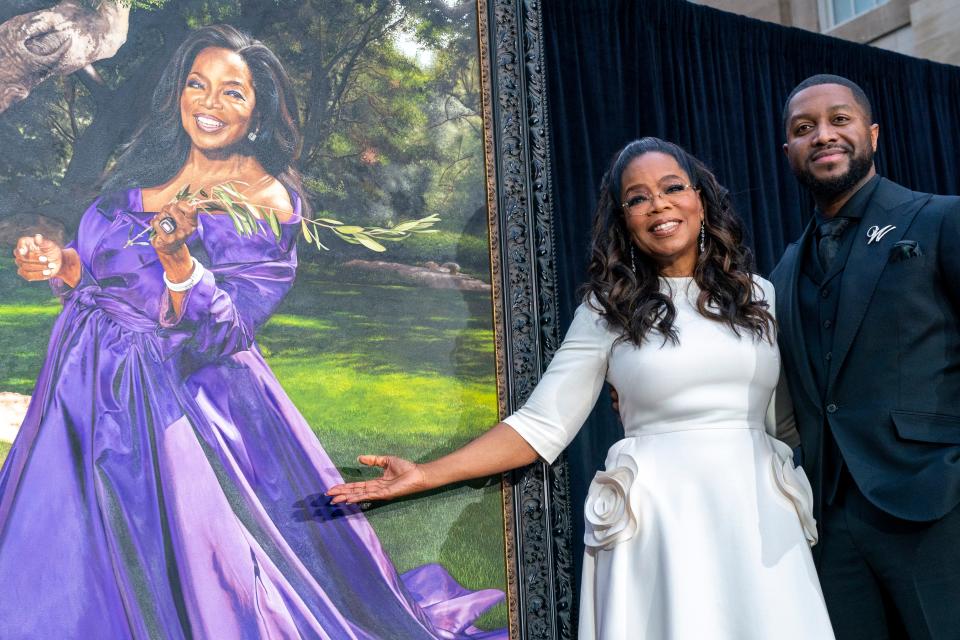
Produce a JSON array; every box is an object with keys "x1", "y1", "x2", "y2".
[{"x1": 889, "y1": 239, "x2": 922, "y2": 263}]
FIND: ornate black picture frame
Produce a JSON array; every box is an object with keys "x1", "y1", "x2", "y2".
[{"x1": 479, "y1": 2, "x2": 574, "y2": 638}]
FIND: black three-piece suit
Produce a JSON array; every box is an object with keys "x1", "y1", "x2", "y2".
[{"x1": 770, "y1": 175, "x2": 960, "y2": 639}]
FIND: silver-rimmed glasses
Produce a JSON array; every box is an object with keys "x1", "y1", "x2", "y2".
[{"x1": 621, "y1": 183, "x2": 698, "y2": 217}]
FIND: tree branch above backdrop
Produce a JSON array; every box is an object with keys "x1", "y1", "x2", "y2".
[{"x1": 0, "y1": 0, "x2": 130, "y2": 114}]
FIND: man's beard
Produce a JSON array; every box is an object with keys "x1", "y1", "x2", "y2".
[{"x1": 796, "y1": 146, "x2": 874, "y2": 200}]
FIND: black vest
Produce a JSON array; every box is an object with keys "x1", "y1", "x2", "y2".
[{"x1": 796, "y1": 176, "x2": 880, "y2": 503}]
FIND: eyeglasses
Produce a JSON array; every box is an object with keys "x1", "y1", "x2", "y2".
[{"x1": 621, "y1": 183, "x2": 698, "y2": 217}]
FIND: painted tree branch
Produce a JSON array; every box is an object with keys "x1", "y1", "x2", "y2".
[{"x1": 0, "y1": 0, "x2": 129, "y2": 114}]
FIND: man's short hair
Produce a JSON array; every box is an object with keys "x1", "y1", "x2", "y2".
[{"x1": 782, "y1": 74, "x2": 874, "y2": 135}]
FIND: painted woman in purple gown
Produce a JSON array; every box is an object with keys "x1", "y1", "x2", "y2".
[{"x1": 2, "y1": 24, "x2": 503, "y2": 640}]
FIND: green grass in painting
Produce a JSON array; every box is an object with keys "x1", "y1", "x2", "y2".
[
  {"x1": 0, "y1": 262, "x2": 63, "y2": 394},
  {"x1": 0, "y1": 307, "x2": 60, "y2": 394},
  {"x1": 0, "y1": 260, "x2": 508, "y2": 628}
]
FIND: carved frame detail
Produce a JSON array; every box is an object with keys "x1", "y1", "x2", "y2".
[{"x1": 478, "y1": 1, "x2": 573, "y2": 638}]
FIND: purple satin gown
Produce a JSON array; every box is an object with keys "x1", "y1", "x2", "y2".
[{"x1": 0, "y1": 189, "x2": 505, "y2": 639}]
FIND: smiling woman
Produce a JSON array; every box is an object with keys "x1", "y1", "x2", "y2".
[
  {"x1": 182, "y1": 47, "x2": 257, "y2": 143},
  {"x1": 585, "y1": 137, "x2": 774, "y2": 346},
  {"x1": 0, "y1": 23, "x2": 505, "y2": 640},
  {"x1": 618, "y1": 151, "x2": 705, "y2": 277}
]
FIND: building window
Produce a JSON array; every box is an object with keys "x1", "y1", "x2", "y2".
[{"x1": 821, "y1": 0, "x2": 889, "y2": 29}]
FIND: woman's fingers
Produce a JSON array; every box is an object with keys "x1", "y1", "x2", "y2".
[
  {"x1": 357, "y1": 454, "x2": 392, "y2": 469},
  {"x1": 326, "y1": 454, "x2": 426, "y2": 505},
  {"x1": 14, "y1": 237, "x2": 30, "y2": 257},
  {"x1": 327, "y1": 481, "x2": 368, "y2": 503},
  {"x1": 17, "y1": 264, "x2": 54, "y2": 281},
  {"x1": 327, "y1": 459, "x2": 394, "y2": 500},
  {"x1": 13, "y1": 234, "x2": 42, "y2": 258},
  {"x1": 13, "y1": 235, "x2": 63, "y2": 280},
  {"x1": 327, "y1": 480, "x2": 392, "y2": 504},
  {"x1": 150, "y1": 215, "x2": 189, "y2": 253},
  {"x1": 160, "y1": 200, "x2": 199, "y2": 227},
  {"x1": 152, "y1": 201, "x2": 199, "y2": 255},
  {"x1": 16, "y1": 259, "x2": 60, "y2": 279},
  {"x1": 16, "y1": 261, "x2": 51, "y2": 273},
  {"x1": 173, "y1": 199, "x2": 199, "y2": 221}
]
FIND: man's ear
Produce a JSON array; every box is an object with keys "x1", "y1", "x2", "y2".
[{"x1": 870, "y1": 123, "x2": 879, "y2": 152}]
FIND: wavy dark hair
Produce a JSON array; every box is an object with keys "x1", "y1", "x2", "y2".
[
  {"x1": 584, "y1": 137, "x2": 774, "y2": 345},
  {"x1": 102, "y1": 24, "x2": 306, "y2": 211}
]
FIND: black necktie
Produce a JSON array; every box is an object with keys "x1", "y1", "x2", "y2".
[{"x1": 816, "y1": 217, "x2": 852, "y2": 273}]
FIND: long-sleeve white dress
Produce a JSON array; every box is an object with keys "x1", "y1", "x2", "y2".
[{"x1": 503, "y1": 276, "x2": 835, "y2": 640}]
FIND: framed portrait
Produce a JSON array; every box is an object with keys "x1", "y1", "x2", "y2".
[{"x1": 0, "y1": 1, "x2": 571, "y2": 639}]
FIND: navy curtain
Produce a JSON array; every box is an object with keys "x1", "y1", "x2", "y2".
[{"x1": 542, "y1": 0, "x2": 960, "y2": 606}]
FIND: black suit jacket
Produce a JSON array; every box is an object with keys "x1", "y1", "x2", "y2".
[{"x1": 771, "y1": 177, "x2": 960, "y2": 522}]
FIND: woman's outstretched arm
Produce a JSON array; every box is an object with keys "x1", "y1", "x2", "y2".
[
  {"x1": 329, "y1": 301, "x2": 617, "y2": 505},
  {"x1": 326, "y1": 422, "x2": 538, "y2": 504}
]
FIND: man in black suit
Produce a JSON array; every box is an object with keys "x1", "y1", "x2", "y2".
[{"x1": 772, "y1": 74, "x2": 960, "y2": 639}]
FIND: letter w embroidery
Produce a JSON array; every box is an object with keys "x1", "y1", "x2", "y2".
[{"x1": 866, "y1": 225, "x2": 896, "y2": 245}]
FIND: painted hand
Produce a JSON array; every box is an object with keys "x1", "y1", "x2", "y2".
[
  {"x1": 326, "y1": 455, "x2": 427, "y2": 505},
  {"x1": 13, "y1": 233, "x2": 63, "y2": 281},
  {"x1": 150, "y1": 200, "x2": 199, "y2": 256}
]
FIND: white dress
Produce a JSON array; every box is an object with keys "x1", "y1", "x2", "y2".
[{"x1": 503, "y1": 276, "x2": 835, "y2": 640}]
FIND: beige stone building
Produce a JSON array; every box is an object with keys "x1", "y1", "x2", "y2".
[{"x1": 694, "y1": 0, "x2": 960, "y2": 66}]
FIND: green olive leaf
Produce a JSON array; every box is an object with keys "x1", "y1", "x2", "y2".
[
  {"x1": 267, "y1": 211, "x2": 281, "y2": 239},
  {"x1": 353, "y1": 233, "x2": 386, "y2": 252}
]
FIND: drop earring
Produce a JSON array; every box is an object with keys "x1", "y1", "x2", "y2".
[
  {"x1": 630, "y1": 245, "x2": 637, "y2": 272},
  {"x1": 247, "y1": 130, "x2": 259, "y2": 142},
  {"x1": 699, "y1": 220, "x2": 706, "y2": 254}
]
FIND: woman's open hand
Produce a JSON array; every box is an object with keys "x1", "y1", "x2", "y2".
[
  {"x1": 150, "y1": 200, "x2": 199, "y2": 256},
  {"x1": 326, "y1": 455, "x2": 428, "y2": 505}
]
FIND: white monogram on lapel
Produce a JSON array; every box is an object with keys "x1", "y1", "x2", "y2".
[{"x1": 866, "y1": 225, "x2": 896, "y2": 245}]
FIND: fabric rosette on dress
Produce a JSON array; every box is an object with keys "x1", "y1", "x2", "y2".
[
  {"x1": 583, "y1": 453, "x2": 643, "y2": 549},
  {"x1": 770, "y1": 441, "x2": 818, "y2": 545}
]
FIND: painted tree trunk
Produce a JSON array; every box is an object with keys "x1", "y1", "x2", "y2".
[{"x1": 0, "y1": 0, "x2": 129, "y2": 113}]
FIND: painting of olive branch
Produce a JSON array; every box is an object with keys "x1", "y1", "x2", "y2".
[
  {"x1": 0, "y1": 0, "x2": 507, "y2": 632},
  {"x1": 124, "y1": 181, "x2": 442, "y2": 252}
]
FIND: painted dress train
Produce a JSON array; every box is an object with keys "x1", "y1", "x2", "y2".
[{"x1": 0, "y1": 189, "x2": 505, "y2": 640}]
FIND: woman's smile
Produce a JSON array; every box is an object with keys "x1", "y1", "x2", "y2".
[
  {"x1": 648, "y1": 218, "x2": 683, "y2": 237},
  {"x1": 194, "y1": 113, "x2": 226, "y2": 132}
]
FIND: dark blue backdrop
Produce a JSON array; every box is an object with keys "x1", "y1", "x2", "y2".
[{"x1": 541, "y1": 0, "x2": 960, "y2": 611}]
